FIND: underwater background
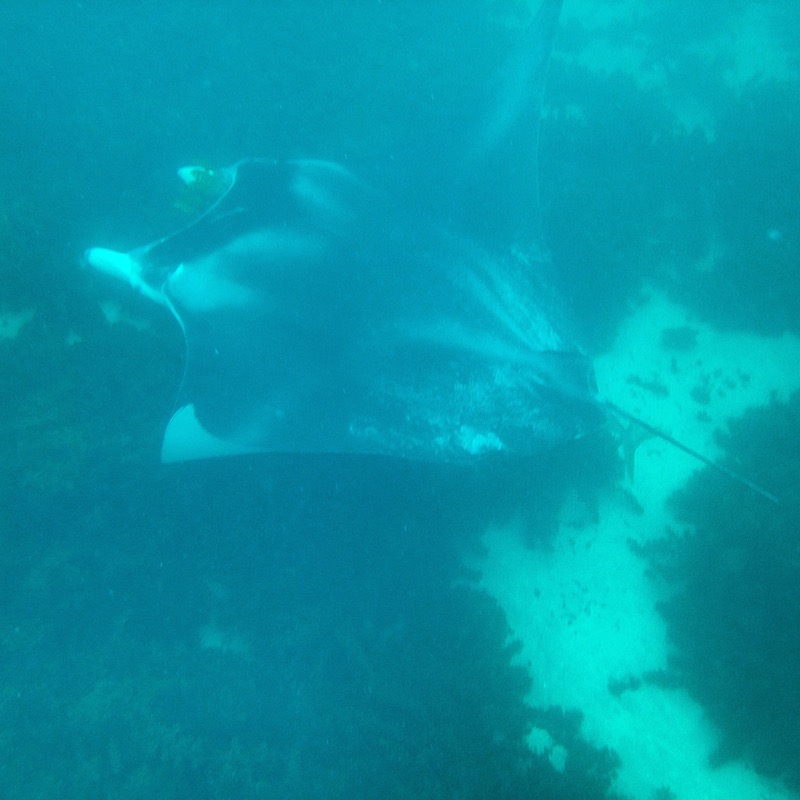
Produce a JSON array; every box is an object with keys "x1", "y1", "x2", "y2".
[{"x1": 1, "y1": 1, "x2": 799, "y2": 798}]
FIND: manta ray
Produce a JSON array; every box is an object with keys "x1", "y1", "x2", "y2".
[{"x1": 83, "y1": 1, "x2": 776, "y2": 502}]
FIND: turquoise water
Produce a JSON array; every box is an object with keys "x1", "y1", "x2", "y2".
[{"x1": 1, "y1": 2, "x2": 798, "y2": 797}]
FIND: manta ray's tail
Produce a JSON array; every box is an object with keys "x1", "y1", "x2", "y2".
[{"x1": 604, "y1": 400, "x2": 780, "y2": 505}]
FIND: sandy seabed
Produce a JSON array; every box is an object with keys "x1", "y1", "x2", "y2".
[{"x1": 480, "y1": 291, "x2": 800, "y2": 800}]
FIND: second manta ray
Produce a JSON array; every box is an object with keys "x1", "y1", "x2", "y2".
[{"x1": 84, "y1": 1, "x2": 776, "y2": 502}]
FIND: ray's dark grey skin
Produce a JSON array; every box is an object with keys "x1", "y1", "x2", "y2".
[{"x1": 84, "y1": 0, "x2": 777, "y2": 503}]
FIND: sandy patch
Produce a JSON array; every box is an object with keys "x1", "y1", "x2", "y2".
[{"x1": 479, "y1": 291, "x2": 800, "y2": 799}]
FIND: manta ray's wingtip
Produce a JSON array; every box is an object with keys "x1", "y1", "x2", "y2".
[{"x1": 161, "y1": 404, "x2": 265, "y2": 464}]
